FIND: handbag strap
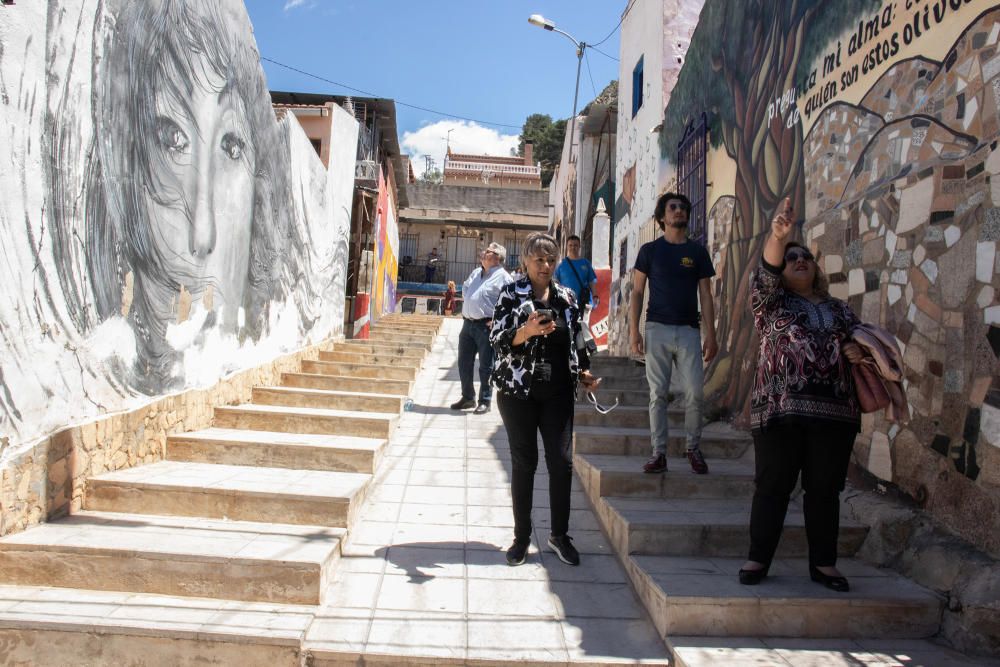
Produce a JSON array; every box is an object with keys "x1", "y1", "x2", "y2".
[{"x1": 564, "y1": 258, "x2": 590, "y2": 300}]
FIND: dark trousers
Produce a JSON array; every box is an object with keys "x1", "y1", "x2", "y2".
[
  {"x1": 497, "y1": 390, "x2": 575, "y2": 542},
  {"x1": 748, "y1": 420, "x2": 856, "y2": 568},
  {"x1": 458, "y1": 319, "x2": 493, "y2": 404}
]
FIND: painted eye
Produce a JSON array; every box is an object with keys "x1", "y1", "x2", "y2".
[
  {"x1": 154, "y1": 116, "x2": 189, "y2": 153},
  {"x1": 221, "y1": 132, "x2": 245, "y2": 160}
]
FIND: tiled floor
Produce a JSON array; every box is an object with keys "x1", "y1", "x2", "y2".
[{"x1": 305, "y1": 318, "x2": 670, "y2": 664}]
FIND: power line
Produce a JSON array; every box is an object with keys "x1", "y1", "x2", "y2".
[
  {"x1": 584, "y1": 50, "x2": 598, "y2": 99},
  {"x1": 261, "y1": 56, "x2": 523, "y2": 130},
  {"x1": 589, "y1": 0, "x2": 636, "y2": 48},
  {"x1": 587, "y1": 45, "x2": 619, "y2": 62}
]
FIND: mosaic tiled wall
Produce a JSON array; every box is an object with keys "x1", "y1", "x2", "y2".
[{"x1": 615, "y1": 0, "x2": 1000, "y2": 554}]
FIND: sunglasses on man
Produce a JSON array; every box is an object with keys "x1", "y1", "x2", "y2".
[{"x1": 667, "y1": 202, "x2": 690, "y2": 212}]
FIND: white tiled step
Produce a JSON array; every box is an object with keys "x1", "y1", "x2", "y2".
[
  {"x1": 630, "y1": 557, "x2": 942, "y2": 639},
  {"x1": 0, "y1": 585, "x2": 312, "y2": 666},
  {"x1": 252, "y1": 386, "x2": 405, "y2": 413},
  {"x1": 86, "y1": 461, "x2": 371, "y2": 527},
  {"x1": 214, "y1": 404, "x2": 397, "y2": 439},
  {"x1": 0, "y1": 512, "x2": 343, "y2": 604},
  {"x1": 576, "y1": 453, "x2": 755, "y2": 499},
  {"x1": 168, "y1": 428, "x2": 385, "y2": 473},
  {"x1": 599, "y1": 497, "x2": 867, "y2": 557},
  {"x1": 668, "y1": 636, "x2": 998, "y2": 666},
  {"x1": 574, "y1": 424, "x2": 752, "y2": 458},
  {"x1": 300, "y1": 359, "x2": 417, "y2": 381},
  {"x1": 281, "y1": 372, "x2": 411, "y2": 396}
]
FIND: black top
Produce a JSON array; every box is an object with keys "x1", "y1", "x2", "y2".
[
  {"x1": 529, "y1": 304, "x2": 572, "y2": 400},
  {"x1": 634, "y1": 237, "x2": 715, "y2": 327}
]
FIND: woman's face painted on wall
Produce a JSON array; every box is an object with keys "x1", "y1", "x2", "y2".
[{"x1": 145, "y1": 64, "x2": 254, "y2": 327}]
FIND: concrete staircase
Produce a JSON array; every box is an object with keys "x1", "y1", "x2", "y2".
[
  {"x1": 576, "y1": 356, "x2": 950, "y2": 665},
  {"x1": 0, "y1": 315, "x2": 442, "y2": 664}
]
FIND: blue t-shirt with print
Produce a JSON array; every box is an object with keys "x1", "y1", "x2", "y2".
[
  {"x1": 555, "y1": 257, "x2": 597, "y2": 306},
  {"x1": 634, "y1": 237, "x2": 715, "y2": 327}
]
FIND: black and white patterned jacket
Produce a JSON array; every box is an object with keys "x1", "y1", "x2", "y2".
[{"x1": 489, "y1": 277, "x2": 590, "y2": 399}]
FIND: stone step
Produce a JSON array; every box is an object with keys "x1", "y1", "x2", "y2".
[
  {"x1": 0, "y1": 511, "x2": 343, "y2": 604},
  {"x1": 341, "y1": 337, "x2": 430, "y2": 352},
  {"x1": 575, "y1": 388, "x2": 650, "y2": 407},
  {"x1": 300, "y1": 359, "x2": 417, "y2": 382},
  {"x1": 366, "y1": 330, "x2": 434, "y2": 345},
  {"x1": 627, "y1": 556, "x2": 942, "y2": 639},
  {"x1": 575, "y1": 404, "x2": 683, "y2": 428},
  {"x1": 281, "y1": 372, "x2": 412, "y2": 396},
  {"x1": 598, "y1": 496, "x2": 867, "y2": 558},
  {"x1": 588, "y1": 357, "x2": 648, "y2": 377},
  {"x1": 317, "y1": 350, "x2": 423, "y2": 368},
  {"x1": 574, "y1": 424, "x2": 751, "y2": 459},
  {"x1": 325, "y1": 344, "x2": 424, "y2": 360},
  {"x1": 214, "y1": 404, "x2": 397, "y2": 439},
  {"x1": 167, "y1": 428, "x2": 384, "y2": 473},
  {"x1": 576, "y1": 454, "x2": 755, "y2": 499},
  {"x1": 85, "y1": 461, "x2": 371, "y2": 527},
  {"x1": 252, "y1": 386, "x2": 404, "y2": 413},
  {"x1": 0, "y1": 585, "x2": 312, "y2": 666},
  {"x1": 371, "y1": 322, "x2": 438, "y2": 333},
  {"x1": 667, "y1": 636, "x2": 995, "y2": 667},
  {"x1": 595, "y1": 375, "x2": 651, "y2": 390}
]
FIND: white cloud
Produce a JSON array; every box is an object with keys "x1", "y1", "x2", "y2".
[
  {"x1": 401, "y1": 120, "x2": 520, "y2": 178},
  {"x1": 283, "y1": 0, "x2": 314, "y2": 11}
]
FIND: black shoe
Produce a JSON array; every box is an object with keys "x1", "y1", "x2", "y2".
[
  {"x1": 547, "y1": 534, "x2": 580, "y2": 566},
  {"x1": 473, "y1": 402, "x2": 491, "y2": 414},
  {"x1": 506, "y1": 539, "x2": 529, "y2": 566},
  {"x1": 810, "y1": 565, "x2": 849, "y2": 592},
  {"x1": 738, "y1": 563, "x2": 769, "y2": 585},
  {"x1": 450, "y1": 398, "x2": 476, "y2": 410}
]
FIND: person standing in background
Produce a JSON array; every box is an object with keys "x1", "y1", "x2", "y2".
[
  {"x1": 450, "y1": 243, "x2": 511, "y2": 415},
  {"x1": 629, "y1": 192, "x2": 718, "y2": 476},
  {"x1": 555, "y1": 235, "x2": 598, "y2": 313},
  {"x1": 425, "y1": 247, "x2": 441, "y2": 283}
]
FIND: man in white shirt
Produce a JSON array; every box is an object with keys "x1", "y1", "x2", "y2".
[{"x1": 451, "y1": 242, "x2": 512, "y2": 414}]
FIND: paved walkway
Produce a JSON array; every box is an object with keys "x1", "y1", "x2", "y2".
[{"x1": 306, "y1": 317, "x2": 669, "y2": 664}]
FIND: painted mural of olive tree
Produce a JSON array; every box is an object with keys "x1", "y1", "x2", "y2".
[{"x1": 659, "y1": 0, "x2": 879, "y2": 422}]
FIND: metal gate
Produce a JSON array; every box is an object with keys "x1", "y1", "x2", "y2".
[
  {"x1": 446, "y1": 236, "x2": 478, "y2": 285},
  {"x1": 677, "y1": 112, "x2": 708, "y2": 245}
]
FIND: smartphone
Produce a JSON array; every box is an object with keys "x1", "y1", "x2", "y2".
[{"x1": 535, "y1": 308, "x2": 554, "y2": 325}]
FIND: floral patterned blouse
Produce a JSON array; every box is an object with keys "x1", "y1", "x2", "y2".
[
  {"x1": 489, "y1": 277, "x2": 590, "y2": 400},
  {"x1": 750, "y1": 258, "x2": 861, "y2": 433}
]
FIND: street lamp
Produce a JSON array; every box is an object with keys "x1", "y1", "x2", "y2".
[{"x1": 528, "y1": 13, "x2": 585, "y2": 162}]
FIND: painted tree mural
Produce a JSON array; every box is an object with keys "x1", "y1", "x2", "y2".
[{"x1": 659, "y1": 0, "x2": 880, "y2": 421}]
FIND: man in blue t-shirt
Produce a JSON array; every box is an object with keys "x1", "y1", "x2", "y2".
[
  {"x1": 555, "y1": 235, "x2": 598, "y2": 310},
  {"x1": 629, "y1": 192, "x2": 718, "y2": 475}
]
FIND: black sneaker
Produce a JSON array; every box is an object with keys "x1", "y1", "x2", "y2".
[
  {"x1": 506, "y1": 539, "x2": 529, "y2": 566},
  {"x1": 547, "y1": 534, "x2": 580, "y2": 566},
  {"x1": 450, "y1": 398, "x2": 476, "y2": 410}
]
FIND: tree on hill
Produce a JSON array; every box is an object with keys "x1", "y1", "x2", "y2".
[
  {"x1": 518, "y1": 113, "x2": 566, "y2": 188},
  {"x1": 657, "y1": 0, "x2": 879, "y2": 418}
]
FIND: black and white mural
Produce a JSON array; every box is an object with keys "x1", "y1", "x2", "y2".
[{"x1": 0, "y1": 0, "x2": 356, "y2": 453}]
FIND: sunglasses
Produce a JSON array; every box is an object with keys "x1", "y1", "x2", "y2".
[
  {"x1": 586, "y1": 391, "x2": 619, "y2": 415},
  {"x1": 784, "y1": 249, "x2": 814, "y2": 263},
  {"x1": 667, "y1": 202, "x2": 690, "y2": 212}
]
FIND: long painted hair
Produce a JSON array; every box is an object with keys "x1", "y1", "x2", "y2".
[{"x1": 74, "y1": 0, "x2": 288, "y2": 392}]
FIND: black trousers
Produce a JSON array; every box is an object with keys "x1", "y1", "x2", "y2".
[
  {"x1": 748, "y1": 420, "x2": 856, "y2": 568},
  {"x1": 497, "y1": 389, "x2": 575, "y2": 542}
]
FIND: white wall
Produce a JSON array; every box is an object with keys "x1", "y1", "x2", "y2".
[{"x1": 0, "y1": 0, "x2": 358, "y2": 459}]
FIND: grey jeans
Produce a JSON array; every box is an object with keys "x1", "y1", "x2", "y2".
[{"x1": 644, "y1": 322, "x2": 704, "y2": 455}]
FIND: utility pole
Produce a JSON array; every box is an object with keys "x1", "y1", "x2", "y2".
[{"x1": 423, "y1": 155, "x2": 436, "y2": 177}]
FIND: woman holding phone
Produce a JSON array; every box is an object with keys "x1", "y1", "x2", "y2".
[{"x1": 490, "y1": 232, "x2": 601, "y2": 567}]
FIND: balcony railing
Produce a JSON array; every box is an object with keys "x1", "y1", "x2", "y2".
[{"x1": 444, "y1": 160, "x2": 541, "y2": 177}]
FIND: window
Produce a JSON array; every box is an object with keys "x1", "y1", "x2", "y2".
[
  {"x1": 677, "y1": 113, "x2": 709, "y2": 245},
  {"x1": 504, "y1": 236, "x2": 520, "y2": 272},
  {"x1": 631, "y1": 56, "x2": 644, "y2": 117},
  {"x1": 309, "y1": 138, "x2": 322, "y2": 157},
  {"x1": 619, "y1": 239, "x2": 628, "y2": 278}
]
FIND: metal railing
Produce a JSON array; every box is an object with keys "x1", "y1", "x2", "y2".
[{"x1": 444, "y1": 160, "x2": 541, "y2": 177}]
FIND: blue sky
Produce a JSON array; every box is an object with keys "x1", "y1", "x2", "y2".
[{"x1": 244, "y1": 0, "x2": 625, "y2": 175}]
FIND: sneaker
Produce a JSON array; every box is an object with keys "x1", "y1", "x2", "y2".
[
  {"x1": 547, "y1": 534, "x2": 580, "y2": 566},
  {"x1": 686, "y1": 448, "x2": 709, "y2": 474},
  {"x1": 473, "y1": 402, "x2": 491, "y2": 414},
  {"x1": 643, "y1": 453, "x2": 667, "y2": 474},
  {"x1": 506, "y1": 539, "x2": 529, "y2": 566},
  {"x1": 450, "y1": 398, "x2": 476, "y2": 410}
]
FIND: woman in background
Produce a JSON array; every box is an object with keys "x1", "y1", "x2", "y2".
[{"x1": 443, "y1": 280, "x2": 456, "y2": 316}]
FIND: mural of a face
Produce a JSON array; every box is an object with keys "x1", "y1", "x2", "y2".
[{"x1": 146, "y1": 64, "x2": 255, "y2": 326}]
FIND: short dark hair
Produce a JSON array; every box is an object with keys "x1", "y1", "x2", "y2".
[
  {"x1": 653, "y1": 192, "x2": 692, "y2": 230},
  {"x1": 567, "y1": 234, "x2": 581, "y2": 243}
]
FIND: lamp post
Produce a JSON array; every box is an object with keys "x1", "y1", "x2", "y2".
[{"x1": 528, "y1": 13, "x2": 585, "y2": 162}]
